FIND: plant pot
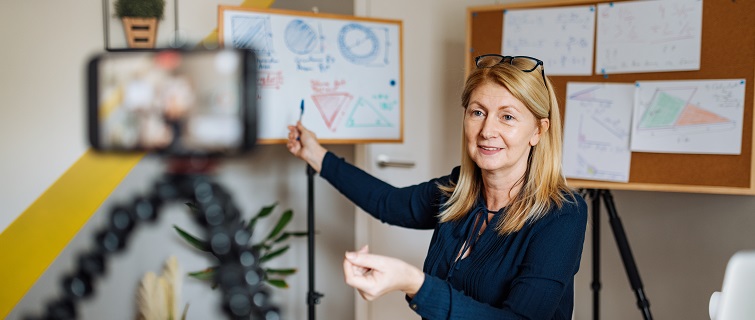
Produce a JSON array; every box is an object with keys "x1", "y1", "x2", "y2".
[{"x1": 121, "y1": 17, "x2": 158, "y2": 48}]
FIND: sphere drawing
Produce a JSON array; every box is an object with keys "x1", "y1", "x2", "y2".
[{"x1": 285, "y1": 19, "x2": 318, "y2": 55}]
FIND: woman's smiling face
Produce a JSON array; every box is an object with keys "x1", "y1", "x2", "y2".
[{"x1": 464, "y1": 81, "x2": 547, "y2": 176}]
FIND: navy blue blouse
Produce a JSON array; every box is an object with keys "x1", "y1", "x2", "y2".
[{"x1": 320, "y1": 152, "x2": 587, "y2": 320}]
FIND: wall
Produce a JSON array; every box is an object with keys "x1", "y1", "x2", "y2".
[
  {"x1": 1, "y1": 0, "x2": 356, "y2": 319},
  {"x1": 0, "y1": 1, "x2": 97, "y2": 233}
]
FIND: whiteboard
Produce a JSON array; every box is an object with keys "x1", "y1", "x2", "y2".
[{"x1": 219, "y1": 6, "x2": 403, "y2": 144}]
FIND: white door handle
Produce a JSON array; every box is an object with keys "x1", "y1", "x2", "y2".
[{"x1": 376, "y1": 154, "x2": 415, "y2": 168}]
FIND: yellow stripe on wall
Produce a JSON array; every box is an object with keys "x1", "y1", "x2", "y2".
[
  {"x1": 0, "y1": 1, "x2": 274, "y2": 317},
  {"x1": 0, "y1": 151, "x2": 144, "y2": 318}
]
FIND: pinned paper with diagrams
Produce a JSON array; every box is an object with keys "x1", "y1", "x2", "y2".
[
  {"x1": 563, "y1": 83, "x2": 634, "y2": 182},
  {"x1": 631, "y1": 79, "x2": 746, "y2": 154}
]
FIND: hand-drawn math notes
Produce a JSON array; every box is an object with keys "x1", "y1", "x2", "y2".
[
  {"x1": 563, "y1": 78, "x2": 745, "y2": 182},
  {"x1": 563, "y1": 83, "x2": 635, "y2": 182},
  {"x1": 502, "y1": 5, "x2": 596, "y2": 75},
  {"x1": 595, "y1": 0, "x2": 703, "y2": 75},
  {"x1": 219, "y1": 7, "x2": 402, "y2": 143},
  {"x1": 631, "y1": 79, "x2": 746, "y2": 154}
]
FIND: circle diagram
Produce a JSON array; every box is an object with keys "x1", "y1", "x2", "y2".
[
  {"x1": 338, "y1": 23, "x2": 379, "y2": 65},
  {"x1": 285, "y1": 19, "x2": 318, "y2": 55}
]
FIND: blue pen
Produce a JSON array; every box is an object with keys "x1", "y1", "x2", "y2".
[
  {"x1": 297, "y1": 99, "x2": 304, "y2": 140},
  {"x1": 299, "y1": 99, "x2": 304, "y2": 122}
]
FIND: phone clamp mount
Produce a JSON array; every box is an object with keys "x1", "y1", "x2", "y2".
[{"x1": 24, "y1": 161, "x2": 280, "y2": 320}]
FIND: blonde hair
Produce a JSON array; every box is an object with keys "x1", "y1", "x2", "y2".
[{"x1": 438, "y1": 61, "x2": 572, "y2": 235}]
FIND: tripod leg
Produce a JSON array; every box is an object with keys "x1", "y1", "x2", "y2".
[
  {"x1": 590, "y1": 189, "x2": 602, "y2": 320},
  {"x1": 306, "y1": 164, "x2": 323, "y2": 320},
  {"x1": 601, "y1": 190, "x2": 653, "y2": 320}
]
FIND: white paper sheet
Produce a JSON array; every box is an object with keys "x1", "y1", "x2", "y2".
[
  {"x1": 595, "y1": 0, "x2": 703, "y2": 75},
  {"x1": 502, "y1": 5, "x2": 595, "y2": 75},
  {"x1": 563, "y1": 83, "x2": 635, "y2": 182},
  {"x1": 631, "y1": 79, "x2": 746, "y2": 154}
]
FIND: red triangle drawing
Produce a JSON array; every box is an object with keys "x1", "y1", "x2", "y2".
[
  {"x1": 675, "y1": 104, "x2": 730, "y2": 126},
  {"x1": 312, "y1": 93, "x2": 353, "y2": 131}
]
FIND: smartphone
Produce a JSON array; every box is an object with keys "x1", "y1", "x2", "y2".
[{"x1": 87, "y1": 48, "x2": 257, "y2": 156}]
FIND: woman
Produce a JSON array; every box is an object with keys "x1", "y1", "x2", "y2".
[{"x1": 287, "y1": 54, "x2": 587, "y2": 319}]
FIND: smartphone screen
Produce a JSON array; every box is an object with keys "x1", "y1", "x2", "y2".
[{"x1": 87, "y1": 49, "x2": 257, "y2": 156}]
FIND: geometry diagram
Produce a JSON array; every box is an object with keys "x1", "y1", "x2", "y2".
[
  {"x1": 346, "y1": 98, "x2": 393, "y2": 128},
  {"x1": 638, "y1": 87, "x2": 734, "y2": 133},
  {"x1": 563, "y1": 82, "x2": 633, "y2": 182},
  {"x1": 231, "y1": 16, "x2": 274, "y2": 56},
  {"x1": 568, "y1": 85, "x2": 613, "y2": 106},
  {"x1": 312, "y1": 92, "x2": 353, "y2": 131},
  {"x1": 338, "y1": 23, "x2": 390, "y2": 66},
  {"x1": 285, "y1": 19, "x2": 320, "y2": 55}
]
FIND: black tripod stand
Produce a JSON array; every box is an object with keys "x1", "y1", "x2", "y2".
[
  {"x1": 26, "y1": 166, "x2": 280, "y2": 320},
  {"x1": 584, "y1": 189, "x2": 652, "y2": 320},
  {"x1": 305, "y1": 164, "x2": 324, "y2": 320}
]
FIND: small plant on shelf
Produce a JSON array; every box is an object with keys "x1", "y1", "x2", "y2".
[
  {"x1": 115, "y1": 0, "x2": 166, "y2": 19},
  {"x1": 174, "y1": 202, "x2": 307, "y2": 289},
  {"x1": 114, "y1": 0, "x2": 166, "y2": 48}
]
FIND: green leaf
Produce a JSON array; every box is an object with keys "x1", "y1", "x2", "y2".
[
  {"x1": 184, "y1": 202, "x2": 201, "y2": 218},
  {"x1": 188, "y1": 267, "x2": 216, "y2": 280},
  {"x1": 265, "y1": 209, "x2": 293, "y2": 241},
  {"x1": 273, "y1": 232, "x2": 291, "y2": 244},
  {"x1": 256, "y1": 202, "x2": 278, "y2": 219},
  {"x1": 260, "y1": 245, "x2": 289, "y2": 263},
  {"x1": 247, "y1": 202, "x2": 278, "y2": 232},
  {"x1": 266, "y1": 268, "x2": 297, "y2": 276},
  {"x1": 271, "y1": 230, "x2": 307, "y2": 243},
  {"x1": 252, "y1": 243, "x2": 271, "y2": 252},
  {"x1": 174, "y1": 225, "x2": 210, "y2": 252},
  {"x1": 266, "y1": 279, "x2": 289, "y2": 288}
]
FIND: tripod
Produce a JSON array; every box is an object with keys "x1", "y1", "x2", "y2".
[
  {"x1": 305, "y1": 164, "x2": 325, "y2": 320},
  {"x1": 584, "y1": 189, "x2": 652, "y2": 320},
  {"x1": 27, "y1": 166, "x2": 280, "y2": 320}
]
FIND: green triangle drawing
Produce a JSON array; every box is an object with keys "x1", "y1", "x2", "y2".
[{"x1": 345, "y1": 98, "x2": 393, "y2": 128}]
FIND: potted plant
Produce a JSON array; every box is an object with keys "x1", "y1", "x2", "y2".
[{"x1": 114, "y1": 0, "x2": 166, "y2": 48}]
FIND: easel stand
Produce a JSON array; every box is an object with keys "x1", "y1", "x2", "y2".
[
  {"x1": 27, "y1": 171, "x2": 279, "y2": 320},
  {"x1": 306, "y1": 164, "x2": 324, "y2": 320},
  {"x1": 585, "y1": 189, "x2": 653, "y2": 320}
]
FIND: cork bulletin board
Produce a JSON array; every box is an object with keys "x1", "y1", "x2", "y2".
[{"x1": 466, "y1": 0, "x2": 755, "y2": 194}]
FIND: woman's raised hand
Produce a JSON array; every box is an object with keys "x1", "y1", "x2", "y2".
[{"x1": 286, "y1": 121, "x2": 327, "y2": 172}]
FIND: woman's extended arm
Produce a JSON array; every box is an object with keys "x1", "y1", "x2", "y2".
[{"x1": 287, "y1": 122, "x2": 450, "y2": 229}]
